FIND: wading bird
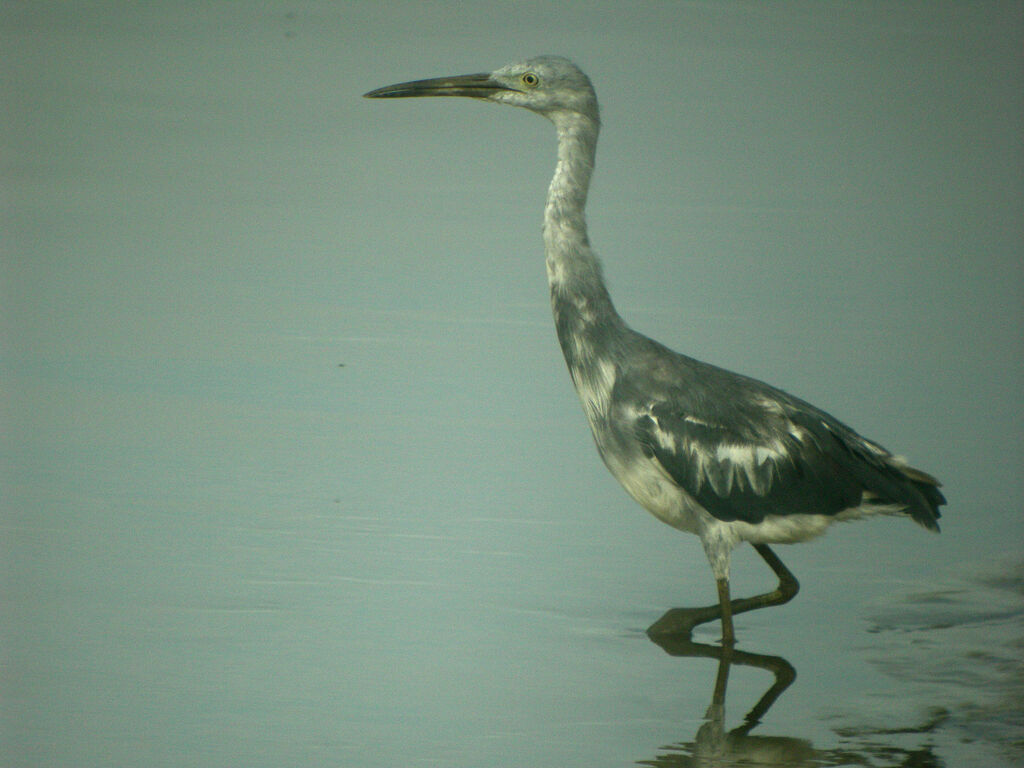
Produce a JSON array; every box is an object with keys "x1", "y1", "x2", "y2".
[{"x1": 364, "y1": 56, "x2": 945, "y2": 644}]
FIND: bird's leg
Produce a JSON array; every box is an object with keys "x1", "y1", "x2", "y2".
[
  {"x1": 753, "y1": 543, "x2": 799, "y2": 601},
  {"x1": 647, "y1": 544, "x2": 799, "y2": 642},
  {"x1": 717, "y1": 578, "x2": 735, "y2": 645},
  {"x1": 719, "y1": 544, "x2": 800, "y2": 617}
]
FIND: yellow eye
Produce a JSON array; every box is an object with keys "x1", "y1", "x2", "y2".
[{"x1": 521, "y1": 72, "x2": 539, "y2": 88}]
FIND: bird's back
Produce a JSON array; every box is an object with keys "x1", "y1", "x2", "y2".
[{"x1": 578, "y1": 327, "x2": 944, "y2": 536}]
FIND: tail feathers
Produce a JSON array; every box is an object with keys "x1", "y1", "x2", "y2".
[
  {"x1": 854, "y1": 455, "x2": 945, "y2": 533},
  {"x1": 898, "y1": 463, "x2": 945, "y2": 532}
]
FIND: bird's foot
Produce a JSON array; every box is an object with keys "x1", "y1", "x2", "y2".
[{"x1": 647, "y1": 605, "x2": 730, "y2": 644}]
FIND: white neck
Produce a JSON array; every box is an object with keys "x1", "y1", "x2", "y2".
[
  {"x1": 543, "y1": 110, "x2": 625, "y2": 368},
  {"x1": 543, "y1": 111, "x2": 599, "y2": 287}
]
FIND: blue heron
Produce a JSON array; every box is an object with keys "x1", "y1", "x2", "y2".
[{"x1": 364, "y1": 56, "x2": 945, "y2": 644}]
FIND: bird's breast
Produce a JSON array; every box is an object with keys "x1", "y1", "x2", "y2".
[
  {"x1": 568, "y1": 360, "x2": 705, "y2": 535},
  {"x1": 600, "y1": 446, "x2": 707, "y2": 535},
  {"x1": 569, "y1": 357, "x2": 616, "y2": 428}
]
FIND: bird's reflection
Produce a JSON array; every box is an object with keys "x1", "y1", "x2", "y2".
[
  {"x1": 640, "y1": 631, "x2": 942, "y2": 767},
  {"x1": 640, "y1": 633, "x2": 812, "y2": 767}
]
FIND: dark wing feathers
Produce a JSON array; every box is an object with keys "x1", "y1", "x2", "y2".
[
  {"x1": 628, "y1": 357, "x2": 944, "y2": 529},
  {"x1": 636, "y1": 405, "x2": 862, "y2": 524},
  {"x1": 789, "y1": 409, "x2": 944, "y2": 529}
]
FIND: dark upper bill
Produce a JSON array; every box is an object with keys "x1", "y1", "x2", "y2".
[{"x1": 363, "y1": 73, "x2": 508, "y2": 99}]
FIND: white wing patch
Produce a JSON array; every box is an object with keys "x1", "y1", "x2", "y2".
[
  {"x1": 703, "y1": 441, "x2": 788, "y2": 495},
  {"x1": 683, "y1": 414, "x2": 714, "y2": 428},
  {"x1": 714, "y1": 443, "x2": 785, "y2": 466},
  {"x1": 752, "y1": 394, "x2": 787, "y2": 415},
  {"x1": 645, "y1": 411, "x2": 808, "y2": 497}
]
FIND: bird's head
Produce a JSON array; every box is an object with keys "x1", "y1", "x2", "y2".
[{"x1": 364, "y1": 55, "x2": 599, "y2": 125}]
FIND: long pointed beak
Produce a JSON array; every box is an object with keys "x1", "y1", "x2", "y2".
[{"x1": 363, "y1": 72, "x2": 509, "y2": 99}]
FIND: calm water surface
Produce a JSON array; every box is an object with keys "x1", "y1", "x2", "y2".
[{"x1": 4, "y1": 3, "x2": 1022, "y2": 767}]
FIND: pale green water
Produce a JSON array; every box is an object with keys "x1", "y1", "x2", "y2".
[{"x1": 4, "y1": 3, "x2": 1023, "y2": 766}]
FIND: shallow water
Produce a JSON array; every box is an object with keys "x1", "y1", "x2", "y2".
[{"x1": 4, "y1": 3, "x2": 1023, "y2": 767}]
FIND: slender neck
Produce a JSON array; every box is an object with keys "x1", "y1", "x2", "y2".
[
  {"x1": 544, "y1": 111, "x2": 625, "y2": 366},
  {"x1": 543, "y1": 112, "x2": 599, "y2": 286}
]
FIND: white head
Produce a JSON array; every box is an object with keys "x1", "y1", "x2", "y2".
[{"x1": 364, "y1": 55, "x2": 599, "y2": 126}]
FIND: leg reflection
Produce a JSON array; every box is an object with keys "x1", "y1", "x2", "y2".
[
  {"x1": 640, "y1": 635, "x2": 813, "y2": 766},
  {"x1": 640, "y1": 634, "x2": 947, "y2": 766},
  {"x1": 648, "y1": 633, "x2": 795, "y2": 730}
]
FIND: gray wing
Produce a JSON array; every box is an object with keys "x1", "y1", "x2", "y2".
[{"x1": 625, "y1": 355, "x2": 944, "y2": 529}]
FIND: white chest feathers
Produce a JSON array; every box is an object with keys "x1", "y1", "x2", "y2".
[
  {"x1": 570, "y1": 357, "x2": 617, "y2": 429},
  {"x1": 567, "y1": 359, "x2": 704, "y2": 533}
]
